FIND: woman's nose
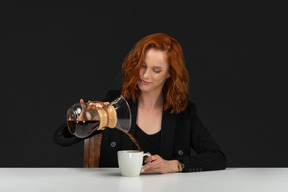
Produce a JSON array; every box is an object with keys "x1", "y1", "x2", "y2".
[{"x1": 143, "y1": 69, "x2": 150, "y2": 78}]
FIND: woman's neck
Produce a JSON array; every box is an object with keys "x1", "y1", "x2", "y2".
[{"x1": 138, "y1": 91, "x2": 163, "y2": 110}]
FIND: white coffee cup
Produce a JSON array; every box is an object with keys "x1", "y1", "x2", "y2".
[{"x1": 117, "y1": 150, "x2": 150, "y2": 177}]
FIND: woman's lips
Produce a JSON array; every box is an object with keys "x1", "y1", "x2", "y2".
[{"x1": 140, "y1": 79, "x2": 151, "y2": 85}]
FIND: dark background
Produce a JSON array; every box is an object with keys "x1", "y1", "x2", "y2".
[{"x1": 1, "y1": 1, "x2": 287, "y2": 167}]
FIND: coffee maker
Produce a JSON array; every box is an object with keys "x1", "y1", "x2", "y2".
[{"x1": 66, "y1": 95, "x2": 131, "y2": 138}]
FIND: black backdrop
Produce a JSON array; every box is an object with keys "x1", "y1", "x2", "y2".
[{"x1": 1, "y1": 1, "x2": 287, "y2": 167}]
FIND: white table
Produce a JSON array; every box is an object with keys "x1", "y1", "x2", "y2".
[{"x1": 0, "y1": 168, "x2": 287, "y2": 192}]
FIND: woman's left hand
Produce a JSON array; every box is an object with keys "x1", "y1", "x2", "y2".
[{"x1": 142, "y1": 154, "x2": 179, "y2": 174}]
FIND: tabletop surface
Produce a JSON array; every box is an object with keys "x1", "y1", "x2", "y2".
[{"x1": 0, "y1": 168, "x2": 288, "y2": 192}]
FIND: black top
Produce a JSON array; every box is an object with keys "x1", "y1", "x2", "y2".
[{"x1": 135, "y1": 124, "x2": 161, "y2": 155}]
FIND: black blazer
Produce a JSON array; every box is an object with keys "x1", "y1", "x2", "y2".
[{"x1": 54, "y1": 90, "x2": 226, "y2": 172}]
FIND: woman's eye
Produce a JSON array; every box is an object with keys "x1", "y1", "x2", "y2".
[{"x1": 153, "y1": 69, "x2": 162, "y2": 73}]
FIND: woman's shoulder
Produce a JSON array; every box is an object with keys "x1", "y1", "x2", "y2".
[
  {"x1": 176, "y1": 100, "x2": 197, "y2": 117},
  {"x1": 187, "y1": 100, "x2": 197, "y2": 110}
]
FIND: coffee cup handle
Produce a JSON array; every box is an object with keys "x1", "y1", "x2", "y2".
[
  {"x1": 143, "y1": 153, "x2": 151, "y2": 164},
  {"x1": 143, "y1": 153, "x2": 151, "y2": 158}
]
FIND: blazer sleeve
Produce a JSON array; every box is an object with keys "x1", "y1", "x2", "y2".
[
  {"x1": 177, "y1": 103, "x2": 227, "y2": 172},
  {"x1": 53, "y1": 90, "x2": 121, "y2": 147}
]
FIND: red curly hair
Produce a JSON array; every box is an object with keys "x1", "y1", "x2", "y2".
[{"x1": 121, "y1": 33, "x2": 189, "y2": 114}]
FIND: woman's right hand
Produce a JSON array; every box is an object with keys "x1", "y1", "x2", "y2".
[
  {"x1": 78, "y1": 99, "x2": 108, "y2": 130},
  {"x1": 78, "y1": 99, "x2": 94, "y2": 121}
]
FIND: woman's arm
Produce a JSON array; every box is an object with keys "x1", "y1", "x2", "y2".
[
  {"x1": 53, "y1": 123, "x2": 83, "y2": 146},
  {"x1": 177, "y1": 105, "x2": 226, "y2": 172}
]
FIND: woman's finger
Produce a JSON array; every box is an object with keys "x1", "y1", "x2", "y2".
[
  {"x1": 142, "y1": 160, "x2": 157, "y2": 172},
  {"x1": 80, "y1": 99, "x2": 87, "y2": 110},
  {"x1": 144, "y1": 154, "x2": 155, "y2": 163},
  {"x1": 97, "y1": 126, "x2": 106, "y2": 130}
]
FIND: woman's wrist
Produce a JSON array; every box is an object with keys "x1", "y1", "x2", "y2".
[{"x1": 169, "y1": 160, "x2": 181, "y2": 173}]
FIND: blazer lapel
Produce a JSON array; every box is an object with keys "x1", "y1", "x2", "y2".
[
  {"x1": 120, "y1": 99, "x2": 176, "y2": 158},
  {"x1": 121, "y1": 99, "x2": 138, "y2": 150},
  {"x1": 160, "y1": 110, "x2": 176, "y2": 159}
]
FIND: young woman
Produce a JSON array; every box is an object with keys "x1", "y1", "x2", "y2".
[{"x1": 54, "y1": 33, "x2": 226, "y2": 173}]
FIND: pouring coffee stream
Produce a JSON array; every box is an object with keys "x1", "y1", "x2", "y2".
[{"x1": 66, "y1": 95, "x2": 143, "y2": 152}]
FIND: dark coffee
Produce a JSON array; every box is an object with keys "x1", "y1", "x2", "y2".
[
  {"x1": 67, "y1": 120, "x2": 100, "y2": 138},
  {"x1": 124, "y1": 132, "x2": 142, "y2": 152}
]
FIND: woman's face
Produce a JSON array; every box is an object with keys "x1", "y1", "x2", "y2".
[{"x1": 138, "y1": 48, "x2": 170, "y2": 94}]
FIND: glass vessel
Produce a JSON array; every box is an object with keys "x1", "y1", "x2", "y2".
[{"x1": 66, "y1": 95, "x2": 131, "y2": 138}]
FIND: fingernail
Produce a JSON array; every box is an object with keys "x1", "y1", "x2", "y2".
[{"x1": 141, "y1": 169, "x2": 144, "y2": 173}]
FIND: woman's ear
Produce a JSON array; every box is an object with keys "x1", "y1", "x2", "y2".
[{"x1": 166, "y1": 73, "x2": 171, "y2": 79}]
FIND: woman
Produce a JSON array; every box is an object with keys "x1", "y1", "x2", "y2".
[{"x1": 54, "y1": 33, "x2": 226, "y2": 173}]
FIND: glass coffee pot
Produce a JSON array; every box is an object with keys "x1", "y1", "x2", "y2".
[{"x1": 67, "y1": 95, "x2": 131, "y2": 138}]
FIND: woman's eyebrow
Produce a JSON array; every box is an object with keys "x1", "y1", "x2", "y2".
[
  {"x1": 153, "y1": 66, "x2": 163, "y2": 69},
  {"x1": 143, "y1": 61, "x2": 163, "y2": 68}
]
